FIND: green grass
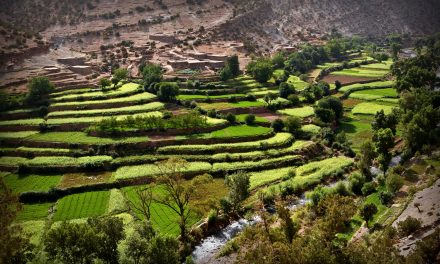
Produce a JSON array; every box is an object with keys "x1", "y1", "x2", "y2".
[
  {"x1": 0, "y1": 156, "x2": 28, "y2": 166},
  {"x1": 16, "y1": 147, "x2": 71, "y2": 153},
  {"x1": 16, "y1": 203, "x2": 53, "y2": 221},
  {"x1": 177, "y1": 94, "x2": 246, "y2": 100},
  {"x1": 157, "y1": 133, "x2": 293, "y2": 154},
  {"x1": 331, "y1": 68, "x2": 388, "y2": 78},
  {"x1": 360, "y1": 61, "x2": 393, "y2": 70},
  {"x1": 278, "y1": 106, "x2": 315, "y2": 118},
  {"x1": 352, "y1": 102, "x2": 396, "y2": 115},
  {"x1": 26, "y1": 132, "x2": 149, "y2": 145},
  {"x1": 236, "y1": 114, "x2": 270, "y2": 124},
  {"x1": 287, "y1": 75, "x2": 309, "y2": 90},
  {"x1": 337, "y1": 115, "x2": 374, "y2": 152},
  {"x1": 349, "y1": 88, "x2": 398, "y2": 101},
  {"x1": 53, "y1": 191, "x2": 110, "y2": 221},
  {"x1": 212, "y1": 155, "x2": 301, "y2": 173},
  {"x1": 123, "y1": 185, "x2": 199, "y2": 236},
  {"x1": 48, "y1": 102, "x2": 165, "y2": 117},
  {"x1": 18, "y1": 220, "x2": 46, "y2": 245},
  {"x1": 339, "y1": 80, "x2": 394, "y2": 93},
  {"x1": 52, "y1": 83, "x2": 140, "y2": 102},
  {"x1": 113, "y1": 162, "x2": 212, "y2": 180},
  {"x1": 106, "y1": 189, "x2": 127, "y2": 214},
  {"x1": 26, "y1": 156, "x2": 113, "y2": 167},
  {"x1": 47, "y1": 111, "x2": 162, "y2": 125},
  {"x1": 208, "y1": 125, "x2": 272, "y2": 139},
  {"x1": 4, "y1": 174, "x2": 62, "y2": 193},
  {"x1": 51, "y1": 92, "x2": 156, "y2": 107},
  {"x1": 301, "y1": 124, "x2": 321, "y2": 135},
  {"x1": 0, "y1": 131, "x2": 39, "y2": 138},
  {"x1": 0, "y1": 118, "x2": 44, "y2": 126},
  {"x1": 198, "y1": 101, "x2": 265, "y2": 111},
  {"x1": 317, "y1": 62, "x2": 343, "y2": 69},
  {"x1": 250, "y1": 167, "x2": 293, "y2": 190}
]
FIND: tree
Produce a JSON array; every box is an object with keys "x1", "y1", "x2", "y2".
[
  {"x1": 334, "y1": 80, "x2": 342, "y2": 91},
  {"x1": 357, "y1": 141, "x2": 376, "y2": 178},
  {"x1": 276, "y1": 200, "x2": 298, "y2": 242},
  {"x1": 226, "y1": 113, "x2": 236, "y2": 123},
  {"x1": 397, "y1": 217, "x2": 421, "y2": 237},
  {"x1": 153, "y1": 158, "x2": 212, "y2": 242},
  {"x1": 114, "y1": 67, "x2": 128, "y2": 80},
  {"x1": 127, "y1": 185, "x2": 154, "y2": 221},
  {"x1": 360, "y1": 203, "x2": 378, "y2": 227},
  {"x1": 226, "y1": 55, "x2": 240, "y2": 77},
  {"x1": 219, "y1": 66, "x2": 233, "y2": 81},
  {"x1": 263, "y1": 92, "x2": 278, "y2": 106},
  {"x1": 317, "y1": 96, "x2": 344, "y2": 121},
  {"x1": 246, "y1": 58, "x2": 274, "y2": 83},
  {"x1": 0, "y1": 178, "x2": 34, "y2": 264},
  {"x1": 156, "y1": 82, "x2": 179, "y2": 102},
  {"x1": 372, "y1": 110, "x2": 399, "y2": 135},
  {"x1": 271, "y1": 119, "x2": 285, "y2": 132},
  {"x1": 287, "y1": 94, "x2": 300, "y2": 106},
  {"x1": 284, "y1": 116, "x2": 301, "y2": 136},
  {"x1": 100, "y1": 77, "x2": 111, "y2": 90},
  {"x1": 142, "y1": 63, "x2": 163, "y2": 88},
  {"x1": 348, "y1": 172, "x2": 366, "y2": 195},
  {"x1": 317, "y1": 195, "x2": 356, "y2": 238},
  {"x1": 373, "y1": 128, "x2": 394, "y2": 174},
  {"x1": 279, "y1": 82, "x2": 295, "y2": 98},
  {"x1": 386, "y1": 173, "x2": 404, "y2": 194},
  {"x1": 26, "y1": 76, "x2": 54, "y2": 103},
  {"x1": 271, "y1": 52, "x2": 285, "y2": 69},
  {"x1": 245, "y1": 114, "x2": 256, "y2": 125},
  {"x1": 45, "y1": 222, "x2": 99, "y2": 264},
  {"x1": 314, "y1": 107, "x2": 335, "y2": 123},
  {"x1": 224, "y1": 171, "x2": 250, "y2": 214},
  {"x1": 390, "y1": 42, "x2": 402, "y2": 61},
  {"x1": 87, "y1": 217, "x2": 125, "y2": 264}
]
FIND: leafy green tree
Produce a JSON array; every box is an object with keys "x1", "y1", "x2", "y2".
[
  {"x1": 226, "y1": 113, "x2": 236, "y2": 123},
  {"x1": 156, "y1": 82, "x2": 179, "y2": 102},
  {"x1": 142, "y1": 63, "x2": 163, "y2": 88},
  {"x1": 271, "y1": 52, "x2": 285, "y2": 69},
  {"x1": 0, "y1": 178, "x2": 34, "y2": 264},
  {"x1": 271, "y1": 119, "x2": 285, "y2": 132},
  {"x1": 317, "y1": 96, "x2": 343, "y2": 120},
  {"x1": 26, "y1": 76, "x2": 54, "y2": 103},
  {"x1": 386, "y1": 173, "x2": 404, "y2": 194},
  {"x1": 247, "y1": 58, "x2": 274, "y2": 83},
  {"x1": 284, "y1": 116, "x2": 301, "y2": 136},
  {"x1": 279, "y1": 82, "x2": 295, "y2": 98},
  {"x1": 287, "y1": 94, "x2": 300, "y2": 106},
  {"x1": 348, "y1": 172, "x2": 366, "y2": 195},
  {"x1": 87, "y1": 217, "x2": 125, "y2": 264},
  {"x1": 226, "y1": 55, "x2": 240, "y2": 77},
  {"x1": 372, "y1": 110, "x2": 399, "y2": 135},
  {"x1": 45, "y1": 222, "x2": 99, "y2": 264},
  {"x1": 360, "y1": 203, "x2": 378, "y2": 227},
  {"x1": 334, "y1": 80, "x2": 342, "y2": 91},
  {"x1": 245, "y1": 114, "x2": 256, "y2": 125},
  {"x1": 114, "y1": 67, "x2": 128, "y2": 80},
  {"x1": 373, "y1": 128, "x2": 394, "y2": 174},
  {"x1": 276, "y1": 201, "x2": 298, "y2": 243},
  {"x1": 219, "y1": 66, "x2": 233, "y2": 81},
  {"x1": 263, "y1": 92, "x2": 278, "y2": 106},
  {"x1": 326, "y1": 39, "x2": 343, "y2": 59},
  {"x1": 315, "y1": 107, "x2": 335, "y2": 123},
  {"x1": 224, "y1": 171, "x2": 250, "y2": 213},
  {"x1": 100, "y1": 77, "x2": 111, "y2": 89}
]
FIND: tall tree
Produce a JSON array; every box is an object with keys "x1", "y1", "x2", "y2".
[{"x1": 373, "y1": 128, "x2": 394, "y2": 174}]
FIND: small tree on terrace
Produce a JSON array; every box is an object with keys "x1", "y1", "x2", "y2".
[
  {"x1": 360, "y1": 203, "x2": 378, "y2": 228},
  {"x1": 226, "y1": 55, "x2": 240, "y2": 77},
  {"x1": 246, "y1": 58, "x2": 274, "y2": 83},
  {"x1": 373, "y1": 128, "x2": 394, "y2": 174},
  {"x1": 114, "y1": 67, "x2": 128, "y2": 80},
  {"x1": 153, "y1": 158, "x2": 212, "y2": 243},
  {"x1": 127, "y1": 185, "x2": 154, "y2": 221},
  {"x1": 156, "y1": 82, "x2": 179, "y2": 102},
  {"x1": 100, "y1": 77, "x2": 111, "y2": 90},
  {"x1": 142, "y1": 63, "x2": 163, "y2": 88},
  {"x1": 224, "y1": 171, "x2": 250, "y2": 214},
  {"x1": 27, "y1": 76, "x2": 55, "y2": 103}
]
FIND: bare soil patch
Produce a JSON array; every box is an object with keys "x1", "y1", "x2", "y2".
[{"x1": 58, "y1": 172, "x2": 112, "y2": 189}]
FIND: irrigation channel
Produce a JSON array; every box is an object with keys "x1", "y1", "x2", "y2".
[{"x1": 191, "y1": 156, "x2": 404, "y2": 263}]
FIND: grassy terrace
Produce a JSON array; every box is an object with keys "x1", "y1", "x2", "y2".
[
  {"x1": 53, "y1": 191, "x2": 110, "y2": 221},
  {"x1": 3, "y1": 173, "x2": 63, "y2": 193},
  {"x1": 236, "y1": 114, "x2": 270, "y2": 124},
  {"x1": 177, "y1": 94, "x2": 246, "y2": 100},
  {"x1": 278, "y1": 106, "x2": 315, "y2": 118},
  {"x1": 338, "y1": 115, "x2": 374, "y2": 152},
  {"x1": 339, "y1": 80, "x2": 394, "y2": 93},
  {"x1": 51, "y1": 92, "x2": 156, "y2": 107},
  {"x1": 47, "y1": 102, "x2": 165, "y2": 117},
  {"x1": 157, "y1": 133, "x2": 293, "y2": 154},
  {"x1": 0, "y1": 155, "x2": 112, "y2": 167},
  {"x1": 26, "y1": 132, "x2": 149, "y2": 144},
  {"x1": 51, "y1": 83, "x2": 140, "y2": 102},
  {"x1": 352, "y1": 102, "x2": 396, "y2": 115},
  {"x1": 0, "y1": 131, "x2": 39, "y2": 139},
  {"x1": 46, "y1": 111, "x2": 163, "y2": 125},
  {"x1": 287, "y1": 75, "x2": 310, "y2": 90},
  {"x1": 331, "y1": 67, "x2": 388, "y2": 78},
  {"x1": 198, "y1": 101, "x2": 265, "y2": 111},
  {"x1": 349, "y1": 88, "x2": 398, "y2": 100}
]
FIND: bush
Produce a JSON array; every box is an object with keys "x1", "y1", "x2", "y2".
[
  {"x1": 219, "y1": 66, "x2": 233, "y2": 81},
  {"x1": 245, "y1": 93, "x2": 256, "y2": 101},
  {"x1": 157, "y1": 82, "x2": 179, "y2": 102},
  {"x1": 271, "y1": 119, "x2": 285, "y2": 132},
  {"x1": 279, "y1": 82, "x2": 295, "y2": 98},
  {"x1": 386, "y1": 173, "x2": 404, "y2": 193},
  {"x1": 284, "y1": 116, "x2": 301, "y2": 135},
  {"x1": 207, "y1": 109, "x2": 217, "y2": 118},
  {"x1": 246, "y1": 58, "x2": 274, "y2": 83},
  {"x1": 398, "y1": 217, "x2": 422, "y2": 237},
  {"x1": 361, "y1": 182, "x2": 376, "y2": 196},
  {"x1": 348, "y1": 172, "x2": 365, "y2": 195},
  {"x1": 379, "y1": 190, "x2": 394, "y2": 205},
  {"x1": 287, "y1": 94, "x2": 300, "y2": 106},
  {"x1": 226, "y1": 113, "x2": 236, "y2": 123},
  {"x1": 27, "y1": 77, "x2": 54, "y2": 103},
  {"x1": 227, "y1": 96, "x2": 238, "y2": 103},
  {"x1": 245, "y1": 114, "x2": 256, "y2": 125}
]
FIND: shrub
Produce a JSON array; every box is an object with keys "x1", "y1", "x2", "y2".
[
  {"x1": 219, "y1": 66, "x2": 233, "y2": 81},
  {"x1": 379, "y1": 190, "x2": 394, "y2": 205},
  {"x1": 226, "y1": 113, "x2": 236, "y2": 123},
  {"x1": 361, "y1": 182, "x2": 376, "y2": 196},
  {"x1": 271, "y1": 119, "x2": 285, "y2": 132},
  {"x1": 287, "y1": 94, "x2": 300, "y2": 106},
  {"x1": 207, "y1": 109, "x2": 217, "y2": 118},
  {"x1": 386, "y1": 173, "x2": 404, "y2": 193},
  {"x1": 227, "y1": 96, "x2": 238, "y2": 103},
  {"x1": 284, "y1": 116, "x2": 301, "y2": 135},
  {"x1": 398, "y1": 217, "x2": 422, "y2": 237},
  {"x1": 27, "y1": 76, "x2": 54, "y2": 103},
  {"x1": 348, "y1": 172, "x2": 365, "y2": 195},
  {"x1": 246, "y1": 58, "x2": 274, "y2": 83},
  {"x1": 100, "y1": 78, "x2": 111, "y2": 89},
  {"x1": 279, "y1": 82, "x2": 295, "y2": 98},
  {"x1": 157, "y1": 82, "x2": 179, "y2": 102},
  {"x1": 245, "y1": 93, "x2": 256, "y2": 101},
  {"x1": 245, "y1": 114, "x2": 256, "y2": 125}
]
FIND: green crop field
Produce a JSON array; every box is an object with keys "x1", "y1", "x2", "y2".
[
  {"x1": 287, "y1": 76, "x2": 310, "y2": 90},
  {"x1": 301, "y1": 124, "x2": 321, "y2": 135},
  {"x1": 52, "y1": 83, "x2": 140, "y2": 102},
  {"x1": 4, "y1": 174, "x2": 62, "y2": 193},
  {"x1": 16, "y1": 203, "x2": 53, "y2": 222},
  {"x1": 198, "y1": 101, "x2": 265, "y2": 111},
  {"x1": 0, "y1": 131, "x2": 39, "y2": 138},
  {"x1": 208, "y1": 125, "x2": 272, "y2": 138},
  {"x1": 53, "y1": 191, "x2": 110, "y2": 221},
  {"x1": 46, "y1": 111, "x2": 162, "y2": 125},
  {"x1": 331, "y1": 68, "x2": 388, "y2": 78},
  {"x1": 352, "y1": 102, "x2": 396, "y2": 115},
  {"x1": 236, "y1": 114, "x2": 270, "y2": 123},
  {"x1": 26, "y1": 132, "x2": 149, "y2": 144},
  {"x1": 338, "y1": 115, "x2": 374, "y2": 152},
  {"x1": 177, "y1": 94, "x2": 246, "y2": 100},
  {"x1": 212, "y1": 155, "x2": 301, "y2": 173},
  {"x1": 48, "y1": 102, "x2": 165, "y2": 117},
  {"x1": 51, "y1": 92, "x2": 156, "y2": 107},
  {"x1": 278, "y1": 106, "x2": 315, "y2": 118},
  {"x1": 339, "y1": 80, "x2": 394, "y2": 93},
  {"x1": 349, "y1": 88, "x2": 398, "y2": 100}
]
